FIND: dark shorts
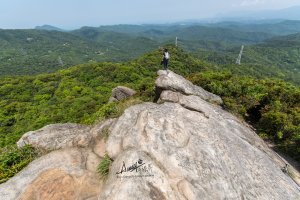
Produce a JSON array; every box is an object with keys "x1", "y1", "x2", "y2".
[{"x1": 163, "y1": 58, "x2": 169, "y2": 69}]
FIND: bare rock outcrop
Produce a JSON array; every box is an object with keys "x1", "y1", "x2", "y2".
[
  {"x1": 0, "y1": 119, "x2": 116, "y2": 200},
  {"x1": 103, "y1": 102, "x2": 300, "y2": 199},
  {"x1": 101, "y1": 70, "x2": 299, "y2": 199},
  {"x1": 109, "y1": 86, "x2": 136, "y2": 102},
  {"x1": 155, "y1": 70, "x2": 223, "y2": 105},
  {"x1": 1, "y1": 70, "x2": 299, "y2": 200}
]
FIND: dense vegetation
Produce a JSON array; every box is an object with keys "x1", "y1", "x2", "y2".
[
  {"x1": 188, "y1": 71, "x2": 300, "y2": 162},
  {"x1": 0, "y1": 145, "x2": 38, "y2": 183},
  {"x1": 192, "y1": 35, "x2": 300, "y2": 85}
]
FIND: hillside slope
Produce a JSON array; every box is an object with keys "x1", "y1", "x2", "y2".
[
  {"x1": 0, "y1": 29, "x2": 112, "y2": 76},
  {"x1": 0, "y1": 29, "x2": 159, "y2": 76},
  {"x1": 192, "y1": 33, "x2": 300, "y2": 85},
  {"x1": 243, "y1": 33, "x2": 300, "y2": 75}
]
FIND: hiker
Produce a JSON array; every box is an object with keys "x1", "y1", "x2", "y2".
[{"x1": 162, "y1": 48, "x2": 170, "y2": 70}]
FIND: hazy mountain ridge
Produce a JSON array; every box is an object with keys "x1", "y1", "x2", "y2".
[
  {"x1": 207, "y1": 20, "x2": 300, "y2": 35},
  {"x1": 71, "y1": 27, "x2": 159, "y2": 55},
  {"x1": 35, "y1": 25, "x2": 65, "y2": 32},
  {"x1": 87, "y1": 24, "x2": 275, "y2": 43}
]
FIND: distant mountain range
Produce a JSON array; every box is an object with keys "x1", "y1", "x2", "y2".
[{"x1": 35, "y1": 25, "x2": 65, "y2": 32}]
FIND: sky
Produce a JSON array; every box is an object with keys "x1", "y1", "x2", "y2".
[{"x1": 1, "y1": 0, "x2": 300, "y2": 29}]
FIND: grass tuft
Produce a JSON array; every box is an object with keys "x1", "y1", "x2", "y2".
[{"x1": 97, "y1": 153, "x2": 112, "y2": 179}]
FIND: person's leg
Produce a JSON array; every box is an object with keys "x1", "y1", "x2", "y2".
[
  {"x1": 163, "y1": 59, "x2": 167, "y2": 70},
  {"x1": 166, "y1": 59, "x2": 169, "y2": 70}
]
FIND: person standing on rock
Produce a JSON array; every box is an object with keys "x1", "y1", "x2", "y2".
[{"x1": 162, "y1": 48, "x2": 170, "y2": 70}]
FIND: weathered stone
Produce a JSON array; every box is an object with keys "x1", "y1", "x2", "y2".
[
  {"x1": 160, "y1": 90, "x2": 219, "y2": 118},
  {"x1": 0, "y1": 148, "x2": 103, "y2": 200},
  {"x1": 86, "y1": 149, "x2": 102, "y2": 172},
  {"x1": 104, "y1": 102, "x2": 300, "y2": 200},
  {"x1": 1, "y1": 119, "x2": 118, "y2": 200},
  {"x1": 19, "y1": 168, "x2": 101, "y2": 200},
  {"x1": 156, "y1": 70, "x2": 223, "y2": 105},
  {"x1": 17, "y1": 123, "x2": 92, "y2": 151},
  {"x1": 93, "y1": 138, "x2": 106, "y2": 158},
  {"x1": 111, "y1": 86, "x2": 136, "y2": 101}
]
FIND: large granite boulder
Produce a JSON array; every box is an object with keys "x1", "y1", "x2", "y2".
[
  {"x1": 103, "y1": 101, "x2": 300, "y2": 199},
  {"x1": 0, "y1": 120, "x2": 116, "y2": 200},
  {"x1": 155, "y1": 70, "x2": 223, "y2": 105}
]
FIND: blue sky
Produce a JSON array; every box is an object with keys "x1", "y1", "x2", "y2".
[{"x1": 1, "y1": 0, "x2": 300, "y2": 29}]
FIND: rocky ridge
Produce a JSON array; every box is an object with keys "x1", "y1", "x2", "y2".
[{"x1": 0, "y1": 70, "x2": 299, "y2": 200}]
